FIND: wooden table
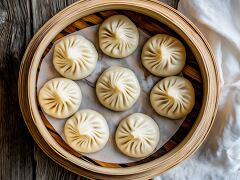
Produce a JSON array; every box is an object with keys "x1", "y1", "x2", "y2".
[{"x1": 0, "y1": 0, "x2": 179, "y2": 179}]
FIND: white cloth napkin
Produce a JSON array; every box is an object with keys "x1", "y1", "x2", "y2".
[{"x1": 155, "y1": 0, "x2": 240, "y2": 179}]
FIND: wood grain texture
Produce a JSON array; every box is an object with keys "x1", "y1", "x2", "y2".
[
  {"x1": 0, "y1": 0, "x2": 179, "y2": 179},
  {"x1": 0, "y1": 0, "x2": 34, "y2": 180}
]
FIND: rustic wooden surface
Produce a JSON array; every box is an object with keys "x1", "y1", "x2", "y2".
[{"x1": 0, "y1": 0, "x2": 179, "y2": 179}]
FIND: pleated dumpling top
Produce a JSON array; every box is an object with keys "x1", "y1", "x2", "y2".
[
  {"x1": 142, "y1": 34, "x2": 186, "y2": 77},
  {"x1": 99, "y1": 15, "x2": 139, "y2": 58},
  {"x1": 38, "y1": 78, "x2": 82, "y2": 119},
  {"x1": 53, "y1": 35, "x2": 98, "y2": 80},
  {"x1": 115, "y1": 113, "x2": 160, "y2": 158},
  {"x1": 150, "y1": 76, "x2": 195, "y2": 119},
  {"x1": 64, "y1": 109, "x2": 109, "y2": 153},
  {"x1": 96, "y1": 66, "x2": 140, "y2": 111}
]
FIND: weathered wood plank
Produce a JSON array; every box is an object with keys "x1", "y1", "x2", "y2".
[
  {"x1": 34, "y1": 147, "x2": 79, "y2": 180},
  {"x1": 0, "y1": 0, "x2": 34, "y2": 180},
  {"x1": 31, "y1": 0, "x2": 78, "y2": 33}
]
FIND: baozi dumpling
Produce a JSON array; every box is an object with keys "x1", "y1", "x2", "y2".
[
  {"x1": 150, "y1": 76, "x2": 195, "y2": 119},
  {"x1": 64, "y1": 109, "x2": 109, "y2": 153},
  {"x1": 53, "y1": 35, "x2": 98, "y2": 80},
  {"x1": 115, "y1": 113, "x2": 160, "y2": 158},
  {"x1": 96, "y1": 66, "x2": 140, "y2": 111},
  {"x1": 99, "y1": 15, "x2": 139, "y2": 58},
  {"x1": 141, "y1": 34, "x2": 186, "y2": 77},
  {"x1": 38, "y1": 78, "x2": 82, "y2": 119}
]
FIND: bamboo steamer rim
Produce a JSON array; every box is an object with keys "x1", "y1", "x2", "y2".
[{"x1": 19, "y1": 0, "x2": 220, "y2": 178}]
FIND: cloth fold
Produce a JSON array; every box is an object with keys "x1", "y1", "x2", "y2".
[{"x1": 155, "y1": 0, "x2": 240, "y2": 179}]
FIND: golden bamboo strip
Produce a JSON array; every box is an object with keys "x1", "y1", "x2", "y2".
[
  {"x1": 183, "y1": 65, "x2": 202, "y2": 82},
  {"x1": 82, "y1": 14, "x2": 103, "y2": 24}
]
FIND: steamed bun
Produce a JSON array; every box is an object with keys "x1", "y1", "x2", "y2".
[
  {"x1": 64, "y1": 109, "x2": 109, "y2": 153},
  {"x1": 150, "y1": 76, "x2": 195, "y2": 119},
  {"x1": 115, "y1": 113, "x2": 160, "y2": 158},
  {"x1": 38, "y1": 78, "x2": 82, "y2": 119},
  {"x1": 141, "y1": 34, "x2": 186, "y2": 77},
  {"x1": 96, "y1": 66, "x2": 140, "y2": 111},
  {"x1": 53, "y1": 35, "x2": 98, "y2": 80},
  {"x1": 99, "y1": 15, "x2": 139, "y2": 58}
]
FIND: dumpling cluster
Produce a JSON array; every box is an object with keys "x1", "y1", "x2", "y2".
[
  {"x1": 141, "y1": 33, "x2": 195, "y2": 119},
  {"x1": 53, "y1": 35, "x2": 98, "y2": 80},
  {"x1": 115, "y1": 113, "x2": 160, "y2": 158},
  {"x1": 64, "y1": 109, "x2": 109, "y2": 153},
  {"x1": 141, "y1": 34, "x2": 186, "y2": 77},
  {"x1": 38, "y1": 78, "x2": 82, "y2": 119},
  {"x1": 99, "y1": 15, "x2": 139, "y2": 58},
  {"x1": 150, "y1": 76, "x2": 195, "y2": 119},
  {"x1": 38, "y1": 14, "x2": 196, "y2": 159},
  {"x1": 96, "y1": 66, "x2": 140, "y2": 111}
]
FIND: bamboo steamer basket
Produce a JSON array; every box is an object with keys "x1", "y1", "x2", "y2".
[{"x1": 18, "y1": 0, "x2": 219, "y2": 179}]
